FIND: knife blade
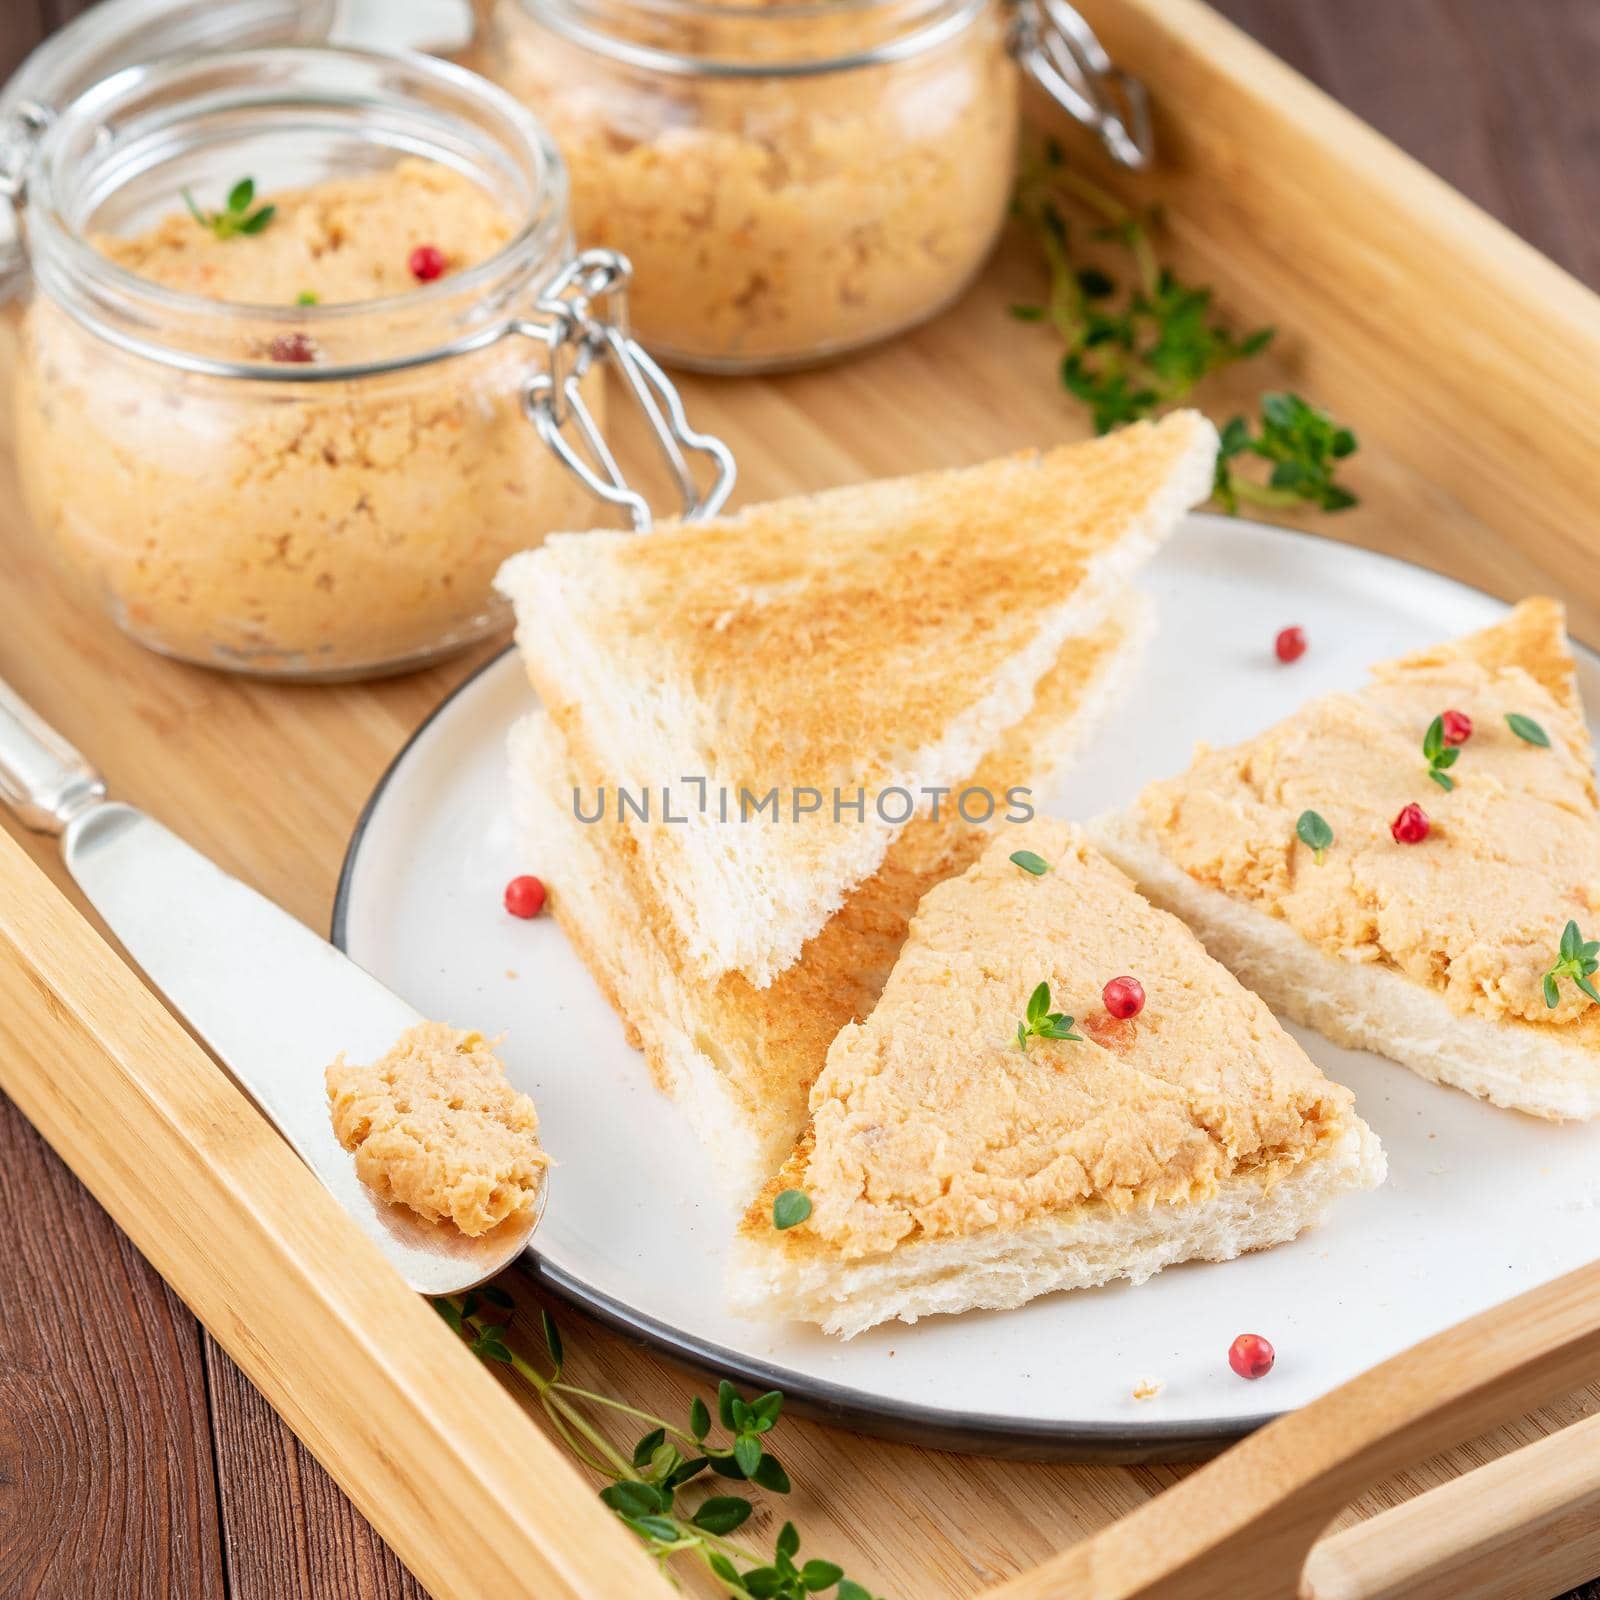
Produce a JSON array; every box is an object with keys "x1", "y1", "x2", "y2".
[{"x1": 0, "y1": 677, "x2": 537, "y2": 1296}]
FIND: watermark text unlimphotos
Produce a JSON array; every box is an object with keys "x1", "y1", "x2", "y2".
[{"x1": 572, "y1": 781, "x2": 1035, "y2": 826}]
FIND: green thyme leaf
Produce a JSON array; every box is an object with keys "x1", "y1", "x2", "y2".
[
  {"x1": 296, "y1": 289, "x2": 319, "y2": 305},
  {"x1": 665, "y1": 1455, "x2": 708, "y2": 1489},
  {"x1": 540, "y1": 1307, "x2": 564, "y2": 1372},
  {"x1": 692, "y1": 1495, "x2": 753, "y2": 1535},
  {"x1": 802, "y1": 1560, "x2": 846, "y2": 1590},
  {"x1": 632, "y1": 1427, "x2": 666, "y2": 1469},
  {"x1": 733, "y1": 1432, "x2": 763, "y2": 1478},
  {"x1": 689, "y1": 1396, "x2": 711, "y2": 1439},
  {"x1": 1010, "y1": 849, "x2": 1050, "y2": 876},
  {"x1": 600, "y1": 1481, "x2": 665, "y2": 1517},
  {"x1": 227, "y1": 177, "x2": 255, "y2": 213},
  {"x1": 1027, "y1": 981, "x2": 1048, "y2": 1023},
  {"x1": 772, "y1": 1189, "x2": 812, "y2": 1230},
  {"x1": 838, "y1": 1583, "x2": 874, "y2": 1600},
  {"x1": 778, "y1": 1523, "x2": 801, "y2": 1560},
  {"x1": 1507, "y1": 713, "x2": 1551, "y2": 748},
  {"x1": 751, "y1": 1452, "x2": 791, "y2": 1493},
  {"x1": 1295, "y1": 809, "x2": 1333, "y2": 864},
  {"x1": 717, "y1": 1378, "x2": 739, "y2": 1430},
  {"x1": 623, "y1": 1513, "x2": 681, "y2": 1544},
  {"x1": 432, "y1": 1297, "x2": 464, "y2": 1335}
]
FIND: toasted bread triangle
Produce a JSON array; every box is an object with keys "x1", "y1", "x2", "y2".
[
  {"x1": 1094, "y1": 598, "x2": 1600, "y2": 1121},
  {"x1": 498, "y1": 413, "x2": 1217, "y2": 987},
  {"x1": 733, "y1": 822, "x2": 1380, "y2": 1336}
]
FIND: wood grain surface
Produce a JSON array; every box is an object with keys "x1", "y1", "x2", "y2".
[{"x1": 1, "y1": 2, "x2": 1598, "y2": 1598}]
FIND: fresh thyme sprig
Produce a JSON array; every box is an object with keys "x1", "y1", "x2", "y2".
[
  {"x1": 1542, "y1": 920, "x2": 1600, "y2": 1009},
  {"x1": 1016, "y1": 980, "x2": 1082, "y2": 1051},
  {"x1": 435, "y1": 1288, "x2": 881, "y2": 1599},
  {"x1": 1011, "y1": 142, "x2": 1358, "y2": 516},
  {"x1": 1213, "y1": 396, "x2": 1358, "y2": 514},
  {"x1": 1010, "y1": 849, "x2": 1050, "y2": 876},
  {"x1": 1422, "y1": 715, "x2": 1462, "y2": 792},
  {"x1": 183, "y1": 177, "x2": 276, "y2": 239}
]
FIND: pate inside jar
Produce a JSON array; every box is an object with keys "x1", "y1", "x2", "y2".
[
  {"x1": 12, "y1": 47, "x2": 616, "y2": 680},
  {"x1": 479, "y1": 0, "x2": 1020, "y2": 373}
]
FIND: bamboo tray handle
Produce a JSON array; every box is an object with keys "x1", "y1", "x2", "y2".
[
  {"x1": 1304, "y1": 1410, "x2": 1600, "y2": 1600},
  {"x1": 983, "y1": 1256, "x2": 1600, "y2": 1599}
]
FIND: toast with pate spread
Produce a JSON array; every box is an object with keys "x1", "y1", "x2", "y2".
[
  {"x1": 731, "y1": 820, "x2": 1383, "y2": 1338},
  {"x1": 511, "y1": 604, "x2": 1151, "y2": 1203},
  {"x1": 496, "y1": 412, "x2": 1217, "y2": 989},
  {"x1": 1091, "y1": 598, "x2": 1600, "y2": 1121}
]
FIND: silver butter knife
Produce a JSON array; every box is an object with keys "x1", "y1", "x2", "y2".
[{"x1": 0, "y1": 676, "x2": 539, "y2": 1295}]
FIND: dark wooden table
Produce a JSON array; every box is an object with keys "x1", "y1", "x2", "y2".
[{"x1": 2, "y1": 3, "x2": 1598, "y2": 1597}]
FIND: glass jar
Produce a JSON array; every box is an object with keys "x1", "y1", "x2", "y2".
[
  {"x1": 475, "y1": 0, "x2": 1150, "y2": 373},
  {"x1": 1, "y1": 39, "x2": 733, "y2": 680}
]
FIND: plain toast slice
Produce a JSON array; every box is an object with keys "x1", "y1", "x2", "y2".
[{"x1": 499, "y1": 412, "x2": 1217, "y2": 987}]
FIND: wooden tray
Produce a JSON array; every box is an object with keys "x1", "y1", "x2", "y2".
[{"x1": 3, "y1": 0, "x2": 1600, "y2": 1595}]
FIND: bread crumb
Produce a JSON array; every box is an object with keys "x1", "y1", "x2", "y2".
[
  {"x1": 1132, "y1": 1378, "x2": 1165, "y2": 1402},
  {"x1": 326, "y1": 1021, "x2": 547, "y2": 1236}
]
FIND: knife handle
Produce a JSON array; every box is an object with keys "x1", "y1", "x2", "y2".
[{"x1": 0, "y1": 678, "x2": 106, "y2": 835}]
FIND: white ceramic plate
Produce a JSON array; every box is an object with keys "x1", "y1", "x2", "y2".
[{"x1": 334, "y1": 514, "x2": 1600, "y2": 1460}]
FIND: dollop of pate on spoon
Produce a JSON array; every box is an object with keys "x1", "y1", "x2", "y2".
[{"x1": 326, "y1": 1022, "x2": 547, "y2": 1237}]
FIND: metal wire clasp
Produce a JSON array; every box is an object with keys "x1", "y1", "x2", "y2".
[
  {"x1": 520, "y1": 249, "x2": 736, "y2": 531},
  {"x1": 0, "y1": 99, "x2": 52, "y2": 302},
  {"x1": 1010, "y1": 0, "x2": 1153, "y2": 170}
]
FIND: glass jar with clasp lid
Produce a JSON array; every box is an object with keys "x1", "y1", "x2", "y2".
[
  {"x1": 474, "y1": 0, "x2": 1150, "y2": 371},
  {"x1": 0, "y1": 1, "x2": 733, "y2": 680}
]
